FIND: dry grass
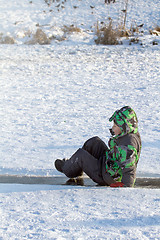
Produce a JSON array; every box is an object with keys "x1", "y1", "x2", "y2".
[
  {"x1": 49, "y1": 25, "x2": 81, "y2": 42},
  {"x1": 23, "y1": 25, "x2": 81, "y2": 44},
  {"x1": 0, "y1": 34, "x2": 15, "y2": 44},
  {"x1": 95, "y1": 21, "x2": 119, "y2": 45},
  {"x1": 95, "y1": 19, "x2": 146, "y2": 45},
  {"x1": 62, "y1": 25, "x2": 81, "y2": 34},
  {"x1": 149, "y1": 25, "x2": 160, "y2": 35},
  {"x1": 155, "y1": 26, "x2": 160, "y2": 32},
  {"x1": 25, "y1": 28, "x2": 50, "y2": 45},
  {"x1": 129, "y1": 37, "x2": 139, "y2": 44}
]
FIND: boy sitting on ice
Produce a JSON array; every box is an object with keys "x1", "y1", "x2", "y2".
[{"x1": 55, "y1": 106, "x2": 142, "y2": 187}]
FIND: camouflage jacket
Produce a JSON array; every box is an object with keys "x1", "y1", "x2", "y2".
[{"x1": 105, "y1": 131, "x2": 141, "y2": 187}]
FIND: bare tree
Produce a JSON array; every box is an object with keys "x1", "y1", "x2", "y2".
[{"x1": 123, "y1": 0, "x2": 129, "y2": 28}]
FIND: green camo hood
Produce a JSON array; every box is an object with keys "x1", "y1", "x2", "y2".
[{"x1": 109, "y1": 106, "x2": 138, "y2": 136}]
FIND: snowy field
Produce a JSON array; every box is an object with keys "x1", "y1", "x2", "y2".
[
  {"x1": 0, "y1": 0, "x2": 160, "y2": 239},
  {"x1": 0, "y1": 44, "x2": 160, "y2": 176}
]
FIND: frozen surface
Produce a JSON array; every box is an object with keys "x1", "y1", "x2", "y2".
[{"x1": 0, "y1": 0, "x2": 160, "y2": 239}]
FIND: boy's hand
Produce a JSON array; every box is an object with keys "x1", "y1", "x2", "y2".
[{"x1": 110, "y1": 182, "x2": 124, "y2": 187}]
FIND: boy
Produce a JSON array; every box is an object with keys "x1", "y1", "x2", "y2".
[{"x1": 55, "y1": 106, "x2": 141, "y2": 187}]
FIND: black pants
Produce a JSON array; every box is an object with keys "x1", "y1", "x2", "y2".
[{"x1": 62, "y1": 136, "x2": 114, "y2": 185}]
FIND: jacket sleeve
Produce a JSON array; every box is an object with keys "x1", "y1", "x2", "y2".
[
  {"x1": 116, "y1": 144, "x2": 139, "y2": 168},
  {"x1": 121, "y1": 166, "x2": 136, "y2": 187},
  {"x1": 115, "y1": 144, "x2": 138, "y2": 187}
]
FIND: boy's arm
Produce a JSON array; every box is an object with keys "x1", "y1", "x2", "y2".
[
  {"x1": 113, "y1": 144, "x2": 138, "y2": 187},
  {"x1": 109, "y1": 167, "x2": 136, "y2": 187}
]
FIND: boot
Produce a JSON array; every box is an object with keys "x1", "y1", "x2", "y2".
[{"x1": 54, "y1": 159, "x2": 66, "y2": 173}]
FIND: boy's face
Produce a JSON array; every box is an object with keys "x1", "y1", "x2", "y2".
[{"x1": 112, "y1": 122, "x2": 122, "y2": 136}]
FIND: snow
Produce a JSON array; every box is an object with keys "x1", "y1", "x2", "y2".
[
  {"x1": 0, "y1": 0, "x2": 160, "y2": 239},
  {"x1": 0, "y1": 186, "x2": 160, "y2": 239}
]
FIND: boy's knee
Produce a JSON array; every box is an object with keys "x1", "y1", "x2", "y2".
[{"x1": 82, "y1": 136, "x2": 100, "y2": 150}]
